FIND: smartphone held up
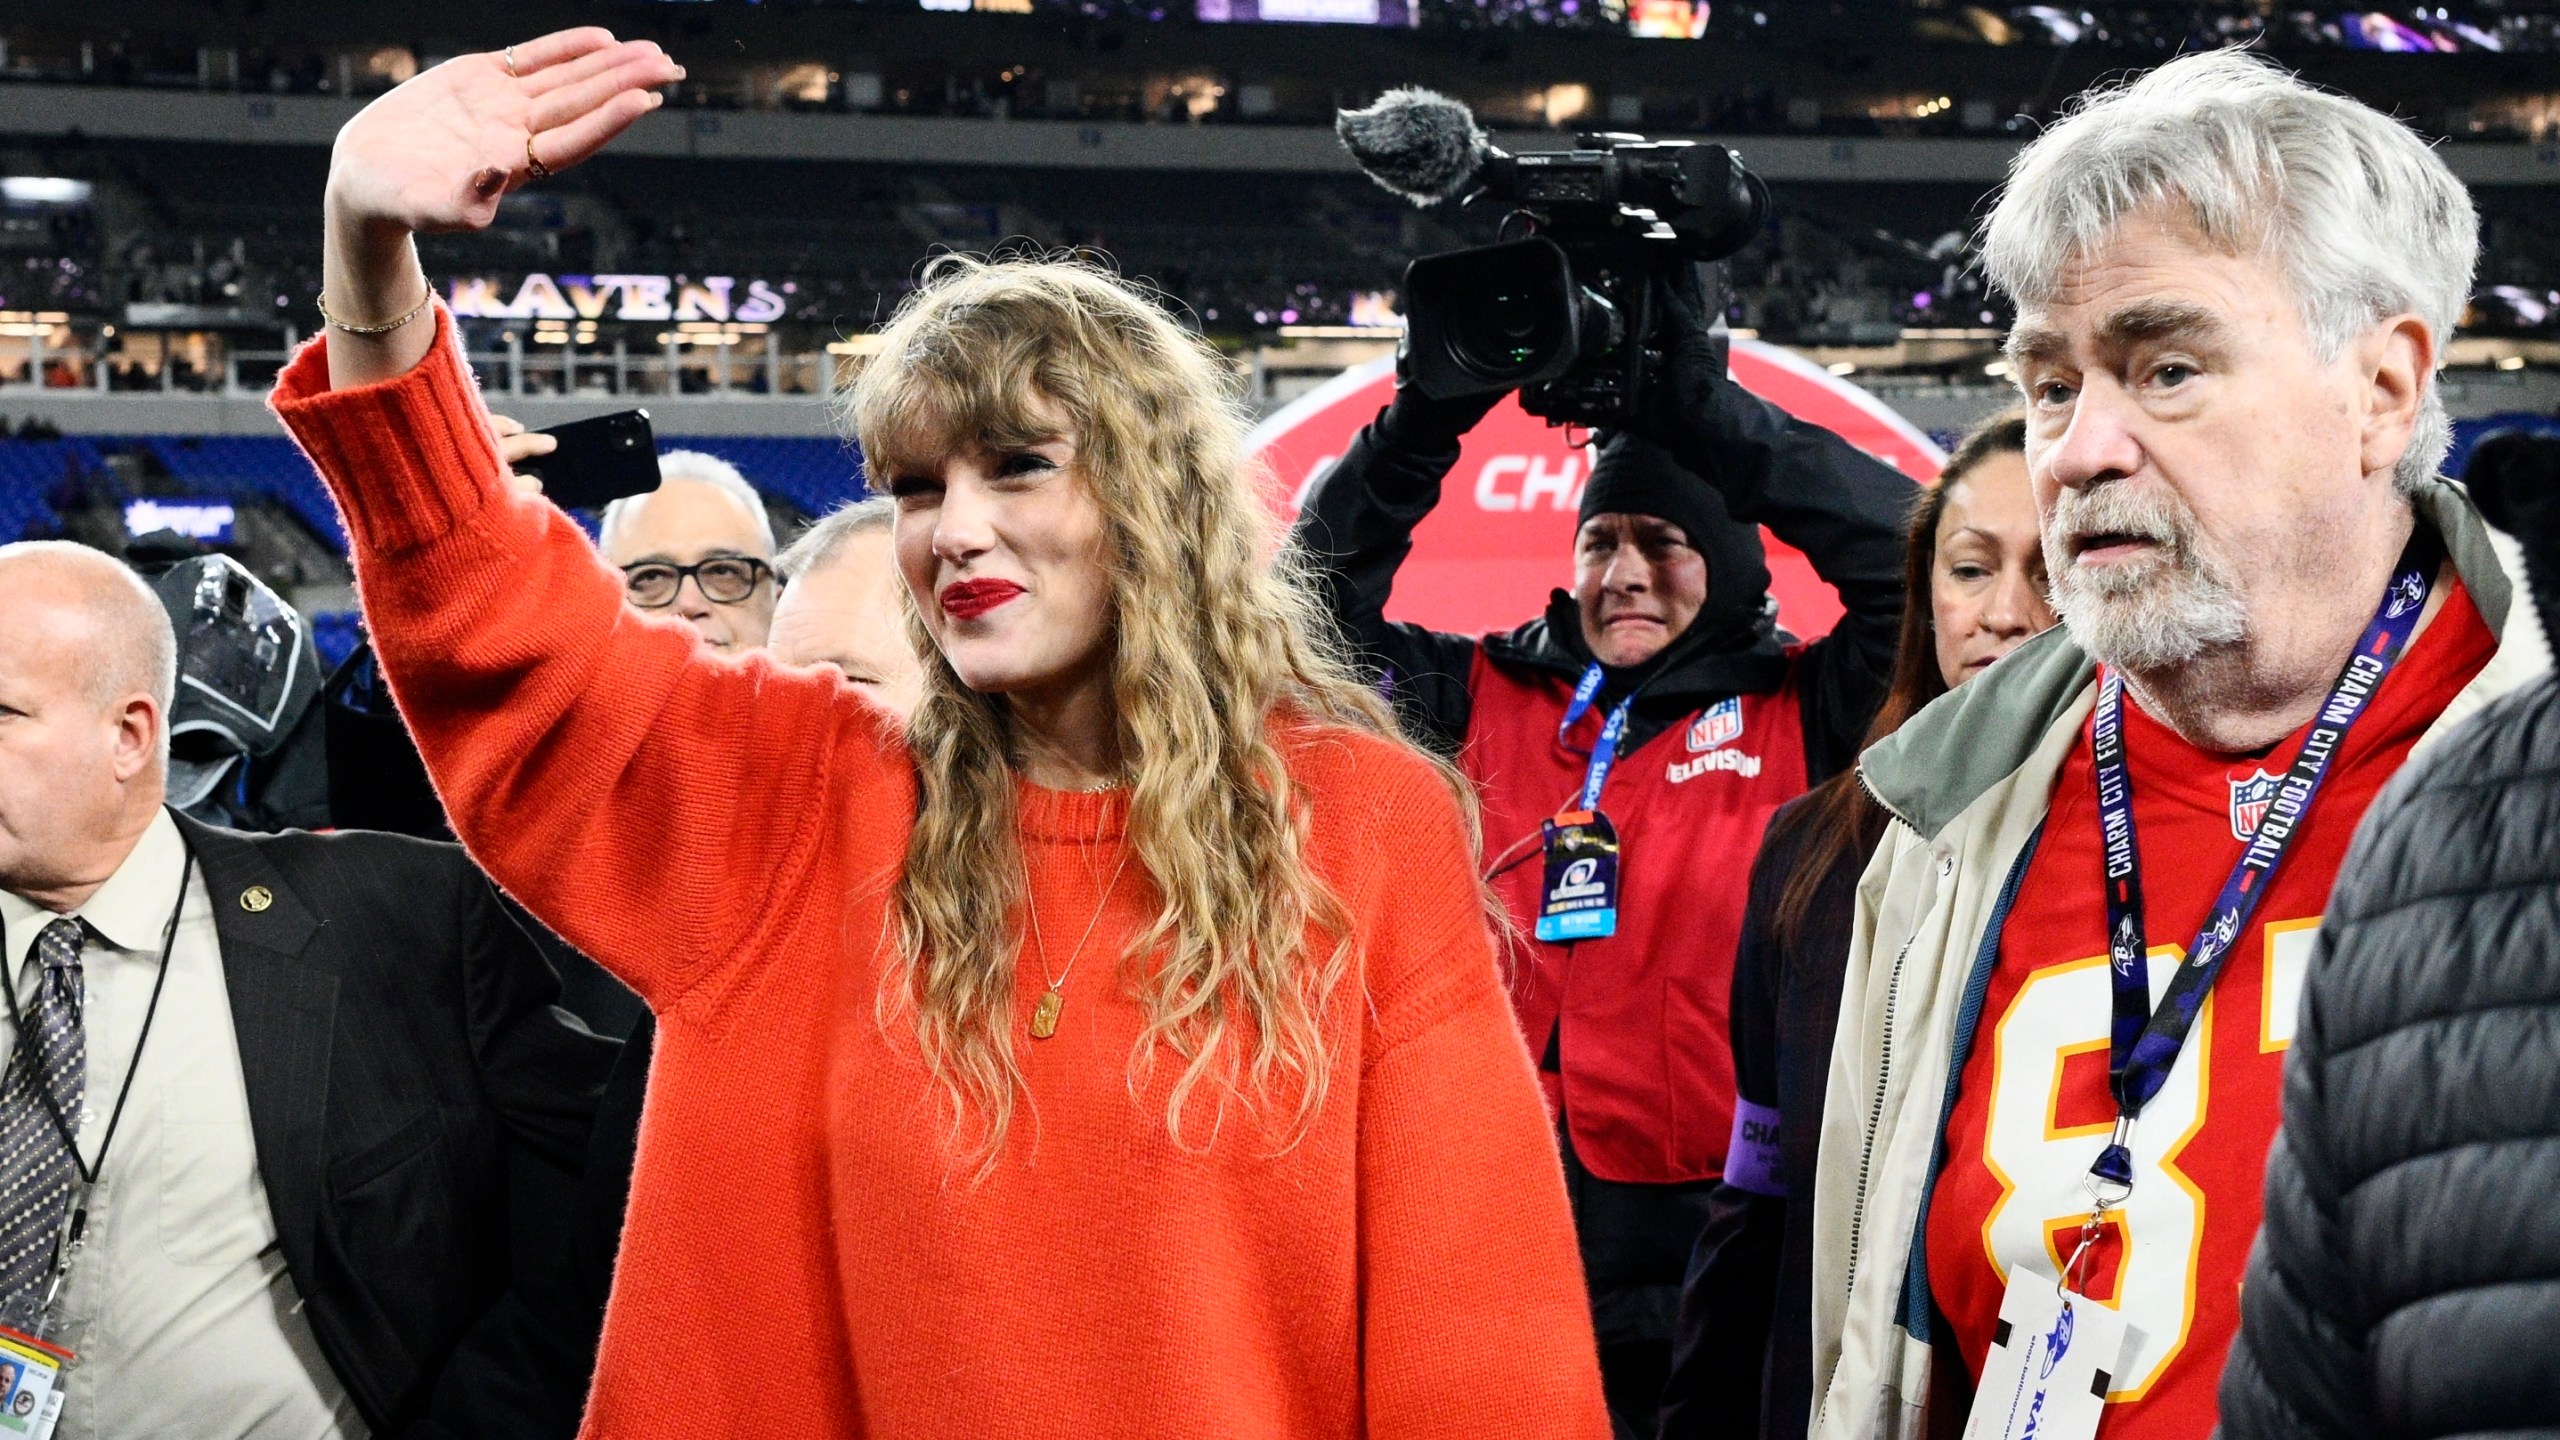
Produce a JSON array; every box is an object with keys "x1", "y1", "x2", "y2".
[{"x1": 514, "y1": 409, "x2": 662, "y2": 511}]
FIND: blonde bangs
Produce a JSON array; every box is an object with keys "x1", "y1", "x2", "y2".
[{"x1": 851, "y1": 298, "x2": 1073, "y2": 481}]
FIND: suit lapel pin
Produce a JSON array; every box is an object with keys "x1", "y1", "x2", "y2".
[{"x1": 240, "y1": 885, "x2": 274, "y2": 913}]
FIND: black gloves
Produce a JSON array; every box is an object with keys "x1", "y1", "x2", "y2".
[
  {"x1": 1629, "y1": 275, "x2": 1735, "y2": 466},
  {"x1": 1372, "y1": 335, "x2": 1507, "y2": 454}
]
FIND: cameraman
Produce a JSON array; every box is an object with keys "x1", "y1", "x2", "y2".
[{"x1": 1291, "y1": 295, "x2": 1910, "y2": 1436}]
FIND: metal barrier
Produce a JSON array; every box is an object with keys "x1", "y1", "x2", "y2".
[{"x1": 0, "y1": 331, "x2": 866, "y2": 401}]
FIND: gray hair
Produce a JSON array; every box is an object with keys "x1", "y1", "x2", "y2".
[
  {"x1": 1981, "y1": 48, "x2": 2477, "y2": 492},
  {"x1": 777, "y1": 496, "x2": 895, "y2": 580},
  {"x1": 600, "y1": 450, "x2": 777, "y2": 556}
]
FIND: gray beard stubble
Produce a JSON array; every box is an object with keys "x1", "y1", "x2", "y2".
[{"x1": 2042, "y1": 482, "x2": 2249, "y2": 673}]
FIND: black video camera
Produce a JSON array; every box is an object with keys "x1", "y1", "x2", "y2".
[{"x1": 1337, "y1": 90, "x2": 1768, "y2": 427}]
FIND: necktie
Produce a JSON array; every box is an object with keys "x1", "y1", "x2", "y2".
[{"x1": 0, "y1": 919, "x2": 85, "y2": 1331}]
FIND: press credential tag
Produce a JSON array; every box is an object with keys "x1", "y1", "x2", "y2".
[
  {"x1": 1535, "y1": 809, "x2": 1619, "y2": 942},
  {"x1": 0, "y1": 1326, "x2": 72, "y2": 1440},
  {"x1": 1959, "y1": 1274, "x2": 2131, "y2": 1440}
]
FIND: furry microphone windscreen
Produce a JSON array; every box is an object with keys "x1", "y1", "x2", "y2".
[{"x1": 1335, "y1": 88, "x2": 1488, "y2": 207}]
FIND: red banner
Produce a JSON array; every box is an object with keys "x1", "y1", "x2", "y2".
[{"x1": 1252, "y1": 339, "x2": 1943, "y2": 639}]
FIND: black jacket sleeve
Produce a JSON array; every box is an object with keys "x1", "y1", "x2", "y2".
[
  {"x1": 1659, "y1": 811, "x2": 1795, "y2": 1440},
  {"x1": 401, "y1": 875, "x2": 623, "y2": 1440},
  {"x1": 1643, "y1": 375, "x2": 1912, "y2": 783},
  {"x1": 1287, "y1": 411, "x2": 1487, "y2": 756},
  {"x1": 460, "y1": 874, "x2": 620, "y2": 1172}
]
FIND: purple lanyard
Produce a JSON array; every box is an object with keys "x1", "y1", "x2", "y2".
[
  {"x1": 2086, "y1": 533, "x2": 2436, "y2": 1194},
  {"x1": 1558, "y1": 663, "x2": 1633, "y2": 813}
]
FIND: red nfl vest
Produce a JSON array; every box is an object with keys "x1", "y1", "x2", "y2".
[{"x1": 1462, "y1": 649, "x2": 1812, "y2": 1185}]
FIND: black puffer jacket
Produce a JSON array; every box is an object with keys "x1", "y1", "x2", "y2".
[{"x1": 2220, "y1": 438, "x2": 2560, "y2": 1440}]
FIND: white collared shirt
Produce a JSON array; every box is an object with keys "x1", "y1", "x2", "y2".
[{"x1": 0, "y1": 811, "x2": 363, "y2": 1440}]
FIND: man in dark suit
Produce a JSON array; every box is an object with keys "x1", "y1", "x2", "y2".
[{"x1": 0, "y1": 538, "x2": 616, "y2": 1438}]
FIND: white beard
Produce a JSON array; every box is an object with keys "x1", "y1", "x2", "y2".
[{"x1": 2043, "y1": 482, "x2": 2248, "y2": 672}]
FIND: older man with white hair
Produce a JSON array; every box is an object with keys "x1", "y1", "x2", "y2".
[
  {"x1": 597, "y1": 449, "x2": 779, "y2": 652},
  {"x1": 1805, "y1": 50, "x2": 2547, "y2": 1439}
]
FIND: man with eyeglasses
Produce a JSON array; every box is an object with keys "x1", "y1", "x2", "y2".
[{"x1": 598, "y1": 450, "x2": 779, "y2": 651}]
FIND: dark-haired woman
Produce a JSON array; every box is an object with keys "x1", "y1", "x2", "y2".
[{"x1": 1656, "y1": 413, "x2": 2050, "y2": 1440}]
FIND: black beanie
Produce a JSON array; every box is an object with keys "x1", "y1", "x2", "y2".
[{"x1": 1577, "y1": 433, "x2": 1771, "y2": 651}]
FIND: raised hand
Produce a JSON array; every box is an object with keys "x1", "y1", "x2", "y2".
[
  {"x1": 320, "y1": 30, "x2": 682, "y2": 389},
  {"x1": 316, "y1": 32, "x2": 680, "y2": 392},
  {"x1": 328, "y1": 30, "x2": 681, "y2": 235}
]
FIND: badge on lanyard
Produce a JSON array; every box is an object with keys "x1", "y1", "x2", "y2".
[
  {"x1": 0, "y1": 1326, "x2": 73, "y2": 1440},
  {"x1": 1960, "y1": 1277, "x2": 2132, "y2": 1440},
  {"x1": 1538, "y1": 666, "x2": 1630, "y2": 943},
  {"x1": 1537, "y1": 809, "x2": 1620, "y2": 941}
]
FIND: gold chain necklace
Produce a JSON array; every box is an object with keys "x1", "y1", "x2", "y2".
[{"x1": 1024, "y1": 836, "x2": 1132, "y2": 1041}]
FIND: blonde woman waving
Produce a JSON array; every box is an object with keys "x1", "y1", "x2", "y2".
[{"x1": 276, "y1": 29, "x2": 1609, "y2": 1440}]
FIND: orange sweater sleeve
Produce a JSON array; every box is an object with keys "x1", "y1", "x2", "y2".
[
  {"x1": 1348, "y1": 752, "x2": 1614, "y2": 1440},
  {"x1": 270, "y1": 308, "x2": 908, "y2": 1015}
]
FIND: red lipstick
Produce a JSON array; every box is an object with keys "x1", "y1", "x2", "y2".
[{"x1": 939, "y1": 578, "x2": 1026, "y2": 621}]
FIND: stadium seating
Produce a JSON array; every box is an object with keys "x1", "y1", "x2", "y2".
[
  {"x1": 0, "y1": 433, "x2": 869, "y2": 551},
  {"x1": 146, "y1": 435, "x2": 345, "y2": 550},
  {"x1": 0, "y1": 439, "x2": 98, "y2": 540}
]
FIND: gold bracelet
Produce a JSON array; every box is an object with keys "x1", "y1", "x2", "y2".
[{"x1": 318, "y1": 288, "x2": 432, "y2": 336}]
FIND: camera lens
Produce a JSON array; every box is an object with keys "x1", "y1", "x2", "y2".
[
  {"x1": 1448, "y1": 274, "x2": 1567, "y2": 380},
  {"x1": 1401, "y1": 237, "x2": 1579, "y2": 400},
  {"x1": 1488, "y1": 292, "x2": 1540, "y2": 359}
]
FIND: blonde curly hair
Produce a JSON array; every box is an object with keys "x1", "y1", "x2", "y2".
[{"x1": 849, "y1": 255, "x2": 1452, "y2": 1166}]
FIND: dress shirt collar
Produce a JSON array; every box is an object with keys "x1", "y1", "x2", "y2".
[{"x1": 0, "y1": 808, "x2": 189, "y2": 966}]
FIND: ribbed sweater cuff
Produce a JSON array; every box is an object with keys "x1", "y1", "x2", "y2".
[{"x1": 269, "y1": 304, "x2": 509, "y2": 557}]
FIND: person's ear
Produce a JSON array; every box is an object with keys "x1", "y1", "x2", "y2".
[
  {"x1": 2357, "y1": 313, "x2": 2434, "y2": 483},
  {"x1": 110, "y1": 695, "x2": 161, "y2": 786}
]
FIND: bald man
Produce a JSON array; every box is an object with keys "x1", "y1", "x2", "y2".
[
  {"x1": 0, "y1": 540, "x2": 615, "y2": 1438},
  {"x1": 771, "y1": 497, "x2": 926, "y2": 719}
]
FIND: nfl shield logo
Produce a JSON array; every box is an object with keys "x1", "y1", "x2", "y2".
[
  {"x1": 2228, "y1": 769, "x2": 2283, "y2": 841},
  {"x1": 1688, "y1": 697, "x2": 1745, "y2": 753}
]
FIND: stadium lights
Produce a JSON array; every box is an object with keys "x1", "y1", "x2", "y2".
[
  {"x1": 654, "y1": 323, "x2": 775, "y2": 347},
  {"x1": 0, "y1": 177, "x2": 91, "y2": 205}
]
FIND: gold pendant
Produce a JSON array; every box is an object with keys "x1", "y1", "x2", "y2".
[{"x1": 1030, "y1": 989, "x2": 1064, "y2": 1040}]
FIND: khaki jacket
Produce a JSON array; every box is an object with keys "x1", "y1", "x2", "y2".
[{"x1": 1806, "y1": 477, "x2": 2551, "y2": 1440}]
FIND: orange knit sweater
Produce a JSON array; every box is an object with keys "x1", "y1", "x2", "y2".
[{"x1": 272, "y1": 309, "x2": 1610, "y2": 1440}]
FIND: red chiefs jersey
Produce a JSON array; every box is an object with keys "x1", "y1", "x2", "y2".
[
  {"x1": 1926, "y1": 578, "x2": 2494, "y2": 1437},
  {"x1": 1463, "y1": 650, "x2": 1811, "y2": 1184}
]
